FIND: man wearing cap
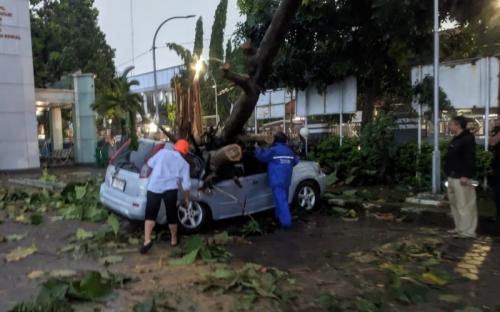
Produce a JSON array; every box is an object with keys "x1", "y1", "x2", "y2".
[
  {"x1": 140, "y1": 139, "x2": 191, "y2": 254},
  {"x1": 255, "y1": 132, "x2": 299, "y2": 229}
]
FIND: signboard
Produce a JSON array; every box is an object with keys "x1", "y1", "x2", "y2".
[
  {"x1": 296, "y1": 76, "x2": 357, "y2": 116},
  {"x1": 0, "y1": 0, "x2": 21, "y2": 55},
  {"x1": 411, "y1": 57, "x2": 499, "y2": 109},
  {"x1": 256, "y1": 89, "x2": 293, "y2": 120}
]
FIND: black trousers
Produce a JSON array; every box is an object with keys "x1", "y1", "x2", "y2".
[
  {"x1": 145, "y1": 190, "x2": 178, "y2": 225},
  {"x1": 494, "y1": 168, "x2": 500, "y2": 219}
]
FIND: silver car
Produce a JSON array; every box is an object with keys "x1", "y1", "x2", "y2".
[{"x1": 100, "y1": 139, "x2": 327, "y2": 233}]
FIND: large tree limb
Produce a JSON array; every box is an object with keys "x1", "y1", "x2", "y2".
[
  {"x1": 221, "y1": 0, "x2": 302, "y2": 143},
  {"x1": 222, "y1": 63, "x2": 253, "y2": 93}
]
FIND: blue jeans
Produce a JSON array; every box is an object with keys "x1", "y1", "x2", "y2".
[{"x1": 272, "y1": 186, "x2": 292, "y2": 228}]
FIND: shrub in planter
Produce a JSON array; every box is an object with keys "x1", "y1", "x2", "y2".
[
  {"x1": 359, "y1": 116, "x2": 397, "y2": 184},
  {"x1": 312, "y1": 136, "x2": 363, "y2": 185}
]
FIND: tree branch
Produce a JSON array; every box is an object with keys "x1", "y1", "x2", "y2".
[
  {"x1": 222, "y1": 63, "x2": 252, "y2": 93},
  {"x1": 220, "y1": 0, "x2": 303, "y2": 143},
  {"x1": 253, "y1": 0, "x2": 302, "y2": 85}
]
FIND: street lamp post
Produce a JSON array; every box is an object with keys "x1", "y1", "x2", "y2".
[
  {"x1": 152, "y1": 15, "x2": 196, "y2": 124},
  {"x1": 432, "y1": 0, "x2": 441, "y2": 193},
  {"x1": 208, "y1": 73, "x2": 219, "y2": 125}
]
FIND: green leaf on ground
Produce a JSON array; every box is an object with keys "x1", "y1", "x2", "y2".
[
  {"x1": 438, "y1": 294, "x2": 461, "y2": 303},
  {"x1": 107, "y1": 214, "x2": 120, "y2": 237},
  {"x1": 67, "y1": 271, "x2": 114, "y2": 301},
  {"x1": 201, "y1": 263, "x2": 291, "y2": 303},
  {"x1": 99, "y1": 255, "x2": 123, "y2": 266},
  {"x1": 0, "y1": 233, "x2": 25, "y2": 243},
  {"x1": 209, "y1": 231, "x2": 231, "y2": 245},
  {"x1": 15, "y1": 214, "x2": 30, "y2": 224},
  {"x1": 169, "y1": 248, "x2": 200, "y2": 266},
  {"x1": 27, "y1": 270, "x2": 46, "y2": 280},
  {"x1": 49, "y1": 270, "x2": 78, "y2": 278},
  {"x1": 76, "y1": 228, "x2": 94, "y2": 241},
  {"x1": 5, "y1": 244, "x2": 37, "y2": 262},
  {"x1": 36, "y1": 278, "x2": 70, "y2": 306},
  {"x1": 420, "y1": 271, "x2": 449, "y2": 286},
  {"x1": 128, "y1": 237, "x2": 140, "y2": 245},
  {"x1": 74, "y1": 185, "x2": 87, "y2": 200}
]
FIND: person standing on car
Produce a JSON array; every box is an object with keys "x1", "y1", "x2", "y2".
[
  {"x1": 255, "y1": 132, "x2": 299, "y2": 229},
  {"x1": 140, "y1": 139, "x2": 191, "y2": 254},
  {"x1": 489, "y1": 119, "x2": 500, "y2": 223},
  {"x1": 445, "y1": 116, "x2": 477, "y2": 238}
]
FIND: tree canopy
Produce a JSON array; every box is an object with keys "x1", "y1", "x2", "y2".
[
  {"x1": 193, "y1": 17, "x2": 204, "y2": 59},
  {"x1": 30, "y1": 0, "x2": 115, "y2": 91},
  {"x1": 236, "y1": 0, "x2": 498, "y2": 125}
]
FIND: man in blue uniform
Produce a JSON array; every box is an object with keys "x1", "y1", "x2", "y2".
[{"x1": 255, "y1": 132, "x2": 299, "y2": 228}]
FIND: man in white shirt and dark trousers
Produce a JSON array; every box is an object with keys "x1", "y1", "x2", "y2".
[{"x1": 140, "y1": 139, "x2": 191, "y2": 254}]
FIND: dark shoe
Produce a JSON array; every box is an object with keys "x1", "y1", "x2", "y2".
[{"x1": 140, "y1": 241, "x2": 153, "y2": 254}]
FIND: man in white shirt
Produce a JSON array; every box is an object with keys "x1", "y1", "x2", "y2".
[{"x1": 140, "y1": 139, "x2": 191, "y2": 254}]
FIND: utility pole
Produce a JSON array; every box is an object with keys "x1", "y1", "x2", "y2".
[{"x1": 432, "y1": 0, "x2": 441, "y2": 193}]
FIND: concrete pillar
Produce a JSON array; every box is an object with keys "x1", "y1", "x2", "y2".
[
  {"x1": 0, "y1": 0, "x2": 40, "y2": 169},
  {"x1": 72, "y1": 74, "x2": 97, "y2": 163},
  {"x1": 50, "y1": 107, "x2": 63, "y2": 151}
]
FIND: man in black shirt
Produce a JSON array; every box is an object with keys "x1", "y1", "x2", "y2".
[
  {"x1": 444, "y1": 116, "x2": 477, "y2": 238},
  {"x1": 489, "y1": 121, "x2": 500, "y2": 222}
]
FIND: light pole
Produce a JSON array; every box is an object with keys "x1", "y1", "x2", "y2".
[
  {"x1": 432, "y1": 0, "x2": 441, "y2": 193},
  {"x1": 152, "y1": 15, "x2": 196, "y2": 124},
  {"x1": 209, "y1": 73, "x2": 219, "y2": 125}
]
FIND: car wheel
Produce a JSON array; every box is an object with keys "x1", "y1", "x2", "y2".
[
  {"x1": 178, "y1": 201, "x2": 210, "y2": 234},
  {"x1": 293, "y1": 181, "x2": 319, "y2": 211}
]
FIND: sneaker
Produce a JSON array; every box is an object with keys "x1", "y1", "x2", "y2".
[
  {"x1": 453, "y1": 233, "x2": 476, "y2": 239},
  {"x1": 139, "y1": 241, "x2": 153, "y2": 254},
  {"x1": 447, "y1": 229, "x2": 458, "y2": 234}
]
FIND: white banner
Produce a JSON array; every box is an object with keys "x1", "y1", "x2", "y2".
[{"x1": 296, "y1": 76, "x2": 357, "y2": 116}]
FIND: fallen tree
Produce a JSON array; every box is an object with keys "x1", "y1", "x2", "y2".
[
  {"x1": 162, "y1": 0, "x2": 303, "y2": 180},
  {"x1": 220, "y1": 0, "x2": 302, "y2": 143}
]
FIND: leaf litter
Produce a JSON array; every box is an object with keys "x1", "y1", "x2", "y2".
[
  {"x1": 4, "y1": 243, "x2": 37, "y2": 262},
  {"x1": 169, "y1": 232, "x2": 232, "y2": 266},
  {"x1": 199, "y1": 263, "x2": 296, "y2": 310},
  {"x1": 11, "y1": 271, "x2": 133, "y2": 311}
]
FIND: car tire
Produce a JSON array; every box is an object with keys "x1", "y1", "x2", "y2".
[
  {"x1": 177, "y1": 201, "x2": 211, "y2": 234},
  {"x1": 293, "y1": 180, "x2": 320, "y2": 211}
]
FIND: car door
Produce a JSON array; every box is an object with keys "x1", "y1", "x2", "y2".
[
  {"x1": 241, "y1": 153, "x2": 274, "y2": 214},
  {"x1": 205, "y1": 165, "x2": 246, "y2": 219}
]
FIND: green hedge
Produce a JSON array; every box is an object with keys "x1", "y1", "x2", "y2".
[{"x1": 312, "y1": 117, "x2": 493, "y2": 189}]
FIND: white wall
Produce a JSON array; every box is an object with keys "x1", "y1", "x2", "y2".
[{"x1": 0, "y1": 0, "x2": 39, "y2": 169}]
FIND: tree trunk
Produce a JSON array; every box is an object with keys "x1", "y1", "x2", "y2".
[
  {"x1": 220, "y1": 0, "x2": 302, "y2": 143},
  {"x1": 361, "y1": 83, "x2": 376, "y2": 129},
  {"x1": 191, "y1": 79, "x2": 203, "y2": 142}
]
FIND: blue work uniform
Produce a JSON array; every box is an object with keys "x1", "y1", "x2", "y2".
[{"x1": 255, "y1": 142, "x2": 299, "y2": 227}]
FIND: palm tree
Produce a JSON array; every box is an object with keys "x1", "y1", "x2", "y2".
[{"x1": 92, "y1": 66, "x2": 144, "y2": 150}]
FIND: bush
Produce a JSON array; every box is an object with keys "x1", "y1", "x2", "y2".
[
  {"x1": 312, "y1": 136, "x2": 363, "y2": 184},
  {"x1": 312, "y1": 116, "x2": 397, "y2": 185},
  {"x1": 312, "y1": 116, "x2": 493, "y2": 188}
]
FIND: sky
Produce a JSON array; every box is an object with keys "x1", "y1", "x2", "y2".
[{"x1": 93, "y1": 0, "x2": 243, "y2": 75}]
